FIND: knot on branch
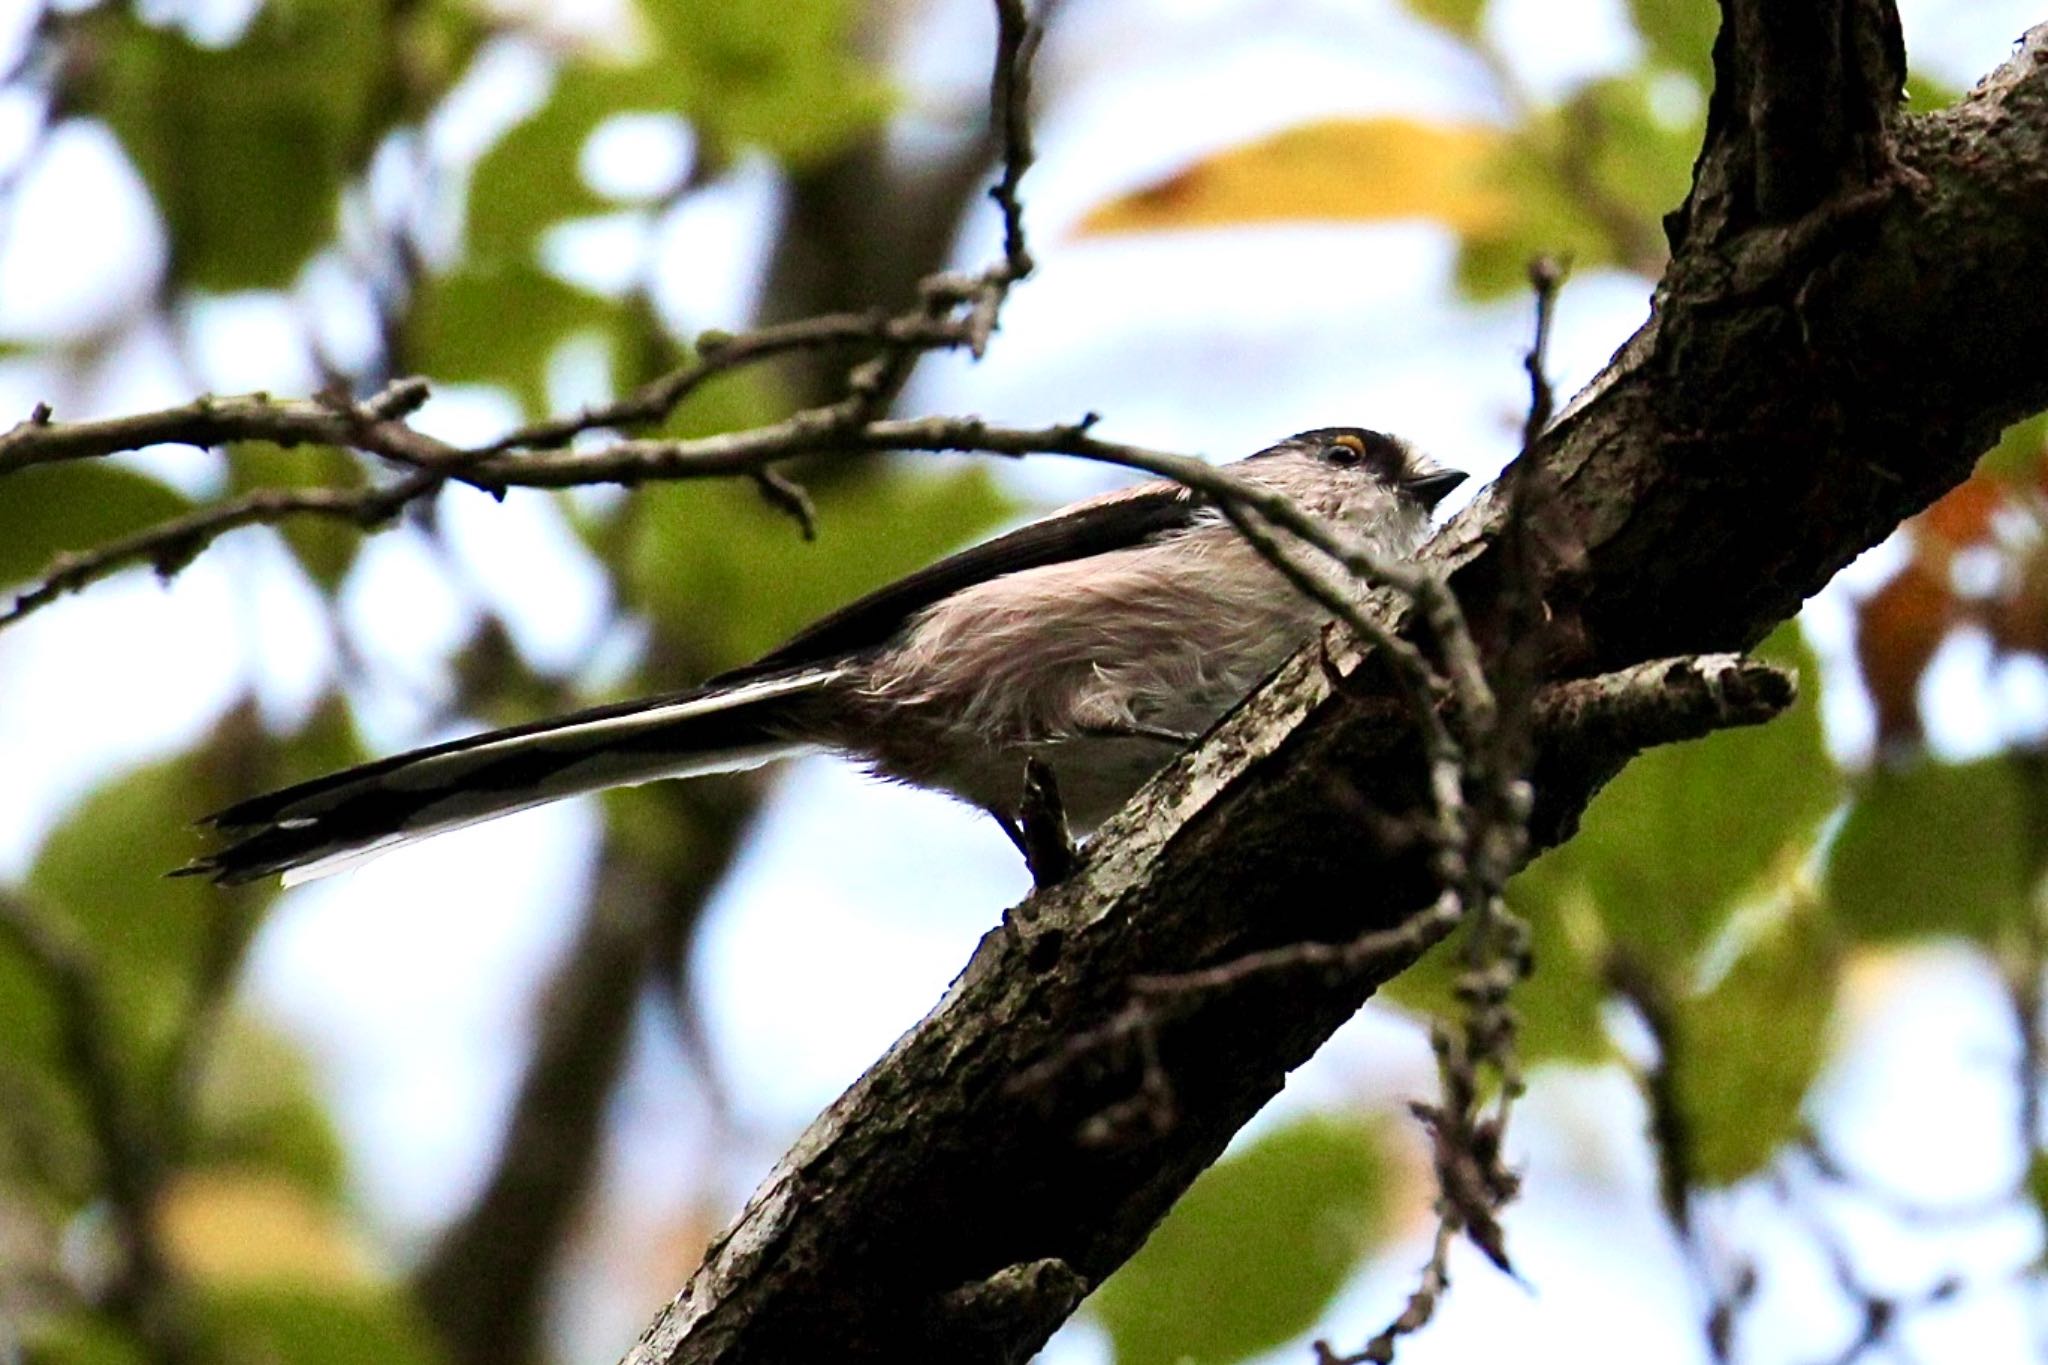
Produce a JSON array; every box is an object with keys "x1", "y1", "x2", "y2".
[{"x1": 935, "y1": 1257, "x2": 1088, "y2": 1363}]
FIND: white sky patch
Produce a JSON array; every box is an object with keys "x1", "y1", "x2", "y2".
[
  {"x1": 336, "y1": 527, "x2": 479, "y2": 744},
  {"x1": 242, "y1": 796, "x2": 601, "y2": 1235},
  {"x1": 0, "y1": 85, "x2": 43, "y2": 167},
  {"x1": 1486, "y1": 0, "x2": 1644, "y2": 101},
  {"x1": 539, "y1": 332, "x2": 617, "y2": 435},
  {"x1": 1991, "y1": 652, "x2": 2048, "y2": 749},
  {"x1": 0, "y1": 559, "x2": 245, "y2": 877},
  {"x1": 177, "y1": 290, "x2": 319, "y2": 397},
  {"x1": 0, "y1": 4, "x2": 39, "y2": 78},
  {"x1": 235, "y1": 531, "x2": 338, "y2": 731},
  {"x1": 0, "y1": 120, "x2": 163, "y2": 342},
  {"x1": 296, "y1": 249, "x2": 389, "y2": 379},
  {"x1": 438, "y1": 484, "x2": 616, "y2": 675},
  {"x1": 581, "y1": 113, "x2": 696, "y2": 203},
  {"x1": 646, "y1": 154, "x2": 783, "y2": 333},
  {"x1": 1918, "y1": 627, "x2": 2003, "y2": 761},
  {"x1": 540, "y1": 211, "x2": 653, "y2": 298},
  {"x1": 427, "y1": 34, "x2": 555, "y2": 169},
  {"x1": 694, "y1": 757, "x2": 1027, "y2": 1133},
  {"x1": 1898, "y1": 0, "x2": 2046, "y2": 90}
]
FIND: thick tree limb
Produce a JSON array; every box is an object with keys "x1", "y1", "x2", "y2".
[{"x1": 623, "y1": 12, "x2": 2048, "y2": 1363}]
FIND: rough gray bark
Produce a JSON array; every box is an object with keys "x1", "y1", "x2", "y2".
[{"x1": 627, "y1": 7, "x2": 2048, "y2": 1362}]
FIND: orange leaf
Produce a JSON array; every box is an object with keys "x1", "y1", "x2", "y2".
[
  {"x1": 1856, "y1": 559, "x2": 1955, "y2": 748},
  {"x1": 1079, "y1": 117, "x2": 1511, "y2": 237},
  {"x1": 158, "y1": 1170, "x2": 368, "y2": 1289},
  {"x1": 1917, "y1": 477, "x2": 2004, "y2": 548}
]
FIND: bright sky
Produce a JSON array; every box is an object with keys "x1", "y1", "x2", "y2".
[{"x1": 1, "y1": 0, "x2": 2045, "y2": 1360}]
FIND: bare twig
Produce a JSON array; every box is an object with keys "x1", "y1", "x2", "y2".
[
  {"x1": 1308, "y1": 262, "x2": 1564, "y2": 1365},
  {"x1": 478, "y1": 314, "x2": 967, "y2": 455},
  {"x1": 0, "y1": 3, "x2": 1061, "y2": 639},
  {"x1": 0, "y1": 377, "x2": 436, "y2": 477},
  {"x1": 0, "y1": 410, "x2": 1449, "y2": 638},
  {"x1": 2, "y1": 472, "x2": 439, "y2": 629},
  {"x1": 749, "y1": 467, "x2": 819, "y2": 541}
]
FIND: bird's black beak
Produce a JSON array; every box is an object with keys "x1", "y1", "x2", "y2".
[{"x1": 1406, "y1": 469, "x2": 1469, "y2": 510}]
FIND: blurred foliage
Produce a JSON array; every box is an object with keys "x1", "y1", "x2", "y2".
[
  {"x1": 1381, "y1": 630, "x2": 1846, "y2": 1188},
  {"x1": 1521, "y1": 627, "x2": 1834, "y2": 971},
  {"x1": 196, "y1": 1288, "x2": 444, "y2": 1365},
  {"x1": 1627, "y1": 0, "x2": 1718, "y2": 85},
  {"x1": 1457, "y1": 72, "x2": 1696, "y2": 294},
  {"x1": 1668, "y1": 901, "x2": 1838, "y2": 1185},
  {"x1": 224, "y1": 444, "x2": 368, "y2": 591},
  {"x1": 614, "y1": 462, "x2": 1012, "y2": 671},
  {"x1": 0, "y1": 465, "x2": 192, "y2": 587},
  {"x1": 1080, "y1": 118, "x2": 1509, "y2": 238},
  {"x1": 408, "y1": 261, "x2": 617, "y2": 416},
  {"x1": 1403, "y1": 0, "x2": 1487, "y2": 39},
  {"x1": 1828, "y1": 757, "x2": 2039, "y2": 946},
  {"x1": 2, "y1": 0, "x2": 915, "y2": 1356},
  {"x1": 1081, "y1": 29, "x2": 1698, "y2": 292},
  {"x1": 1090, "y1": 1116, "x2": 1397, "y2": 1365}
]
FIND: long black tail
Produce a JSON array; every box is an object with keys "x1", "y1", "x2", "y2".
[{"x1": 180, "y1": 668, "x2": 840, "y2": 885}]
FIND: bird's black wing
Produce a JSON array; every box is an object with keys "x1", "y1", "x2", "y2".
[{"x1": 714, "y1": 480, "x2": 1201, "y2": 684}]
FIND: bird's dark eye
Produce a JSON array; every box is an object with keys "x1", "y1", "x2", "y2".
[{"x1": 1322, "y1": 438, "x2": 1364, "y2": 467}]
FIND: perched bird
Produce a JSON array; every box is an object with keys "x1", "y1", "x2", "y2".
[{"x1": 182, "y1": 428, "x2": 1466, "y2": 885}]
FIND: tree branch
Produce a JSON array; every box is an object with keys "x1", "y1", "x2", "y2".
[
  {"x1": 0, "y1": 377, "x2": 437, "y2": 476},
  {"x1": 619, "y1": 11, "x2": 2048, "y2": 1361}
]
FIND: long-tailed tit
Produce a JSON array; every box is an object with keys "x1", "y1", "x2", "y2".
[{"x1": 183, "y1": 428, "x2": 1466, "y2": 885}]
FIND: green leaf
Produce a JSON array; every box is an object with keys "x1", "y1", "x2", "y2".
[
  {"x1": 1976, "y1": 411, "x2": 2048, "y2": 484},
  {"x1": 30, "y1": 757, "x2": 223, "y2": 949},
  {"x1": 2026, "y1": 1150, "x2": 2048, "y2": 1230},
  {"x1": 198, "y1": 1288, "x2": 443, "y2": 1365},
  {"x1": 1090, "y1": 1116, "x2": 1394, "y2": 1365},
  {"x1": 465, "y1": 0, "x2": 885, "y2": 262},
  {"x1": 1627, "y1": 0, "x2": 1719, "y2": 86},
  {"x1": 22, "y1": 698, "x2": 363, "y2": 1064},
  {"x1": 192, "y1": 1017, "x2": 349, "y2": 1200},
  {"x1": 1404, "y1": 0, "x2": 1487, "y2": 37},
  {"x1": 644, "y1": 0, "x2": 891, "y2": 163},
  {"x1": 1456, "y1": 74, "x2": 1695, "y2": 297},
  {"x1": 0, "y1": 917, "x2": 88, "y2": 1191},
  {"x1": 1904, "y1": 70, "x2": 1964, "y2": 113},
  {"x1": 0, "y1": 464, "x2": 193, "y2": 590},
  {"x1": 466, "y1": 62, "x2": 663, "y2": 263},
  {"x1": 1668, "y1": 904, "x2": 1837, "y2": 1184},
  {"x1": 1825, "y1": 756, "x2": 2040, "y2": 946},
  {"x1": 83, "y1": 4, "x2": 388, "y2": 291},
  {"x1": 226, "y1": 443, "x2": 367, "y2": 590},
  {"x1": 15, "y1": 1310, "x2": 149, "y2": 1365},
  {"x1": 1515, "y1": 626, "x2": 1839, "y2": 968},
  {"x1": 409, "y1": 262, "x2": 616, "y2": 415},
  {"x1": 618, "y1": 462, "x2": 1014, "y2": 675}
]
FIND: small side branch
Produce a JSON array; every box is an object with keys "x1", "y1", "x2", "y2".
[
  {"x1": 0, "y1": 378, "x2": 437, "y2": 476},
  {"x1": 2, "y1": 472, "x2": 439, "y2": 629}
]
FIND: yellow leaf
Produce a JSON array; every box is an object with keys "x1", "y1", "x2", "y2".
[
  {"x1": 158, "y1": 1170, "x2": 369, "y2": 1290},
  {"x1": 1079, "y1": 117, "x2": 1510, "y2": 237}
]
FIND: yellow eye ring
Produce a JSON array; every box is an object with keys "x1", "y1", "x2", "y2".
[{"x1": 1324, "y1": 434, "x2": 1367, "y2": 466}]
